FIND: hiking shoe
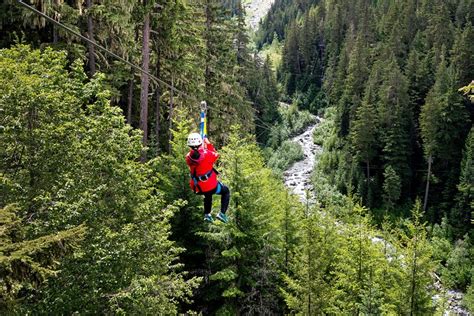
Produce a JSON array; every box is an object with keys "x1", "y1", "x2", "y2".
[
  {"x1": 204, "y1": 214, "x2": 214, "y2": 222},
  {"x1": 216, "y1": 212, "x2": 228, "y2": 223}
]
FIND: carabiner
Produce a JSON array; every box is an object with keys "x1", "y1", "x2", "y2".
[{"x1": 200, "y1": 101, "x2": 207, "y2": 113}]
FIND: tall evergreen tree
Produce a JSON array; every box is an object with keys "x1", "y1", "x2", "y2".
[
  {"x1": 451, "y1": 127, "x2": 474, "y2": 238},
  {"x1": 398, "y1": 200, "x2": 435, "y2": 315},
  {"x1": 420, "y1": 57, "x2": 470, "y2": 216},
  {"x1": 378, "y1": 55, "x2": 412, "y2": 197},
  {"x1": 282, "y1": 206, "x2": 339, "y2": 314}
]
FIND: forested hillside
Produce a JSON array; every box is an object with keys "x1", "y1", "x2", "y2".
[
  {"x1": 1, "y1": 0, "x2": 473, "y2": 314},
  {"x1": 263, "y1": 0, "x2": 474, "y2": 312},
  {"x1": 268, "y1": 0, "x2": 473, "y2": 229}
]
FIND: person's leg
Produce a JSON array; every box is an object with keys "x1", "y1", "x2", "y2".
[
  {"x1": 204, "y1": 193, "x2": 213, "y2": 215},
  {"x1": 217, "y1": 183, "x2": 230, "y2": 214}
]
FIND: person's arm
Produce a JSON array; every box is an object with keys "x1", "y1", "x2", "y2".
[{"x1": 204, "y1": 138, "x2": 219, "y2": 162}]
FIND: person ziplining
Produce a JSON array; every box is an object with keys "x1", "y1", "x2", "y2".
[{"x1": 185, "y1": 102, "x2": 230, "y2": 223}]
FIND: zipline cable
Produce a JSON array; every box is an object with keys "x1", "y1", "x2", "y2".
[
  {"x1": 15, "y1": 0, "x2": 277, "y2": 134},
  {"x1": 15, "y1": 0, "x2": 198, "y2": 103}
]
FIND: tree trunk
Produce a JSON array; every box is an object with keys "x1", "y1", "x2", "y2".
[
  {"x1": 127, "y1": 77, "x2": 133, "y2": 124},
  {"x1": 366, "y1": 159, "x2": 371, "y2": 206},
  {"x1": 155, "y1": 50, "x2": 161, "y2": 154},
  {"x1": 423, "y1": 155, "x2": 432, "y2": 211},
  {"x1": 86, "y1": 0, "x2": 96, "y2": 76},
  {"x1": 139, "y1": 1, "x2": 151, "y2": 162},
  {"x1": 204, "y1": 0, "x2": 211, "y2": 91},
  {"x1": 53, "y1": 25, "x2": 58, "y2": 44},
  {"x1": 284, "y1": 191, "x2": 290, "y2": 274},
  {"x1": 305, "y1": 192, "x2": 311, "y2": 315},
  {"x1": 409, "y1": 236, "x2": 418, "y2": 316},
  {"x1": 168, "y1": 75, "x2": 174, "y2": 154},
  {"x1": 52, "y1": 4, "x2": 59, "y2": 44}
]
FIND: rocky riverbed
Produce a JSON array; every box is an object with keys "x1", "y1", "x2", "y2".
[
  {"x1": 244, "y1": 0, "x2": 275, "y2": 30},
  {"x1": 283, "y1": 119, "x2": 322, "y2": 203}
]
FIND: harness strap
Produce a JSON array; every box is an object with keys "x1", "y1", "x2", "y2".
[
  {"x1": 192, "y1": 169, "x2": 202, "y2": 194},
  {"x1": 215, "y1": 182, "x2": 222, "y2": 194},
  {"x1": 191, "y1": 169, "x2": 214, "y2": 194}
]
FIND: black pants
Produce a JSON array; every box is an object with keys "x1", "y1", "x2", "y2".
[{"x1": 200, "y1": 182, "x2": 230, "y2": 215}]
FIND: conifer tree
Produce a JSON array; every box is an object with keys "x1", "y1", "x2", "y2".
[
  {"x1": 377, "y1": 56, "x2": 412, "y2": 197},
  {"x1": 332, "y1": 205, "x2": 386, "y2": 314},
  {"x1": 420, "y1": 57, "x2": 470, "y2": 214},
  {"x1": 281, "y1": 21, "x2": 302, "y2": 97},
  {"x1": 451, "y1": 127, "x2": 474, "y2": 238},
  {"x1": 282, "y1": 206, "x2": 339, "y2": 314},
  {"x1": 383, "y1": 165, "x2": 402, "y2": 210},
  {"x1": 0, "y1": 205, "x2": 85, "y2": 313},
  {"x1": 198, "y1": 127, "x2": 291, "y2": 314},
  {"x1": 397, "y1": 200, "x2": 435, "y2": 315},
  {"x1": 201, "y1": 0, "x2": 253, "y2": 144},
  {"x1": 351, "y1": 83, "x2": 379, "y2": 205},
  {"x1": 336, "y1": 34, "x2": 369, "y2": 137},
  {"x1": 450, "y1": 24, "x2": 474, "y2": 87}
]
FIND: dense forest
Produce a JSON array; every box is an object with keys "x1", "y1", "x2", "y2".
[{"x1": 1, "y1": 0, "x2": 473, "y2": 314}]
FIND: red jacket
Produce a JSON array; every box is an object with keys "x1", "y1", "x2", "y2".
[{"x1": 186, "y1": 143, "x2": 219, "y2": 193}]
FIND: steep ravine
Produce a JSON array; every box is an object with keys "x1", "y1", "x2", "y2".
[{"x1": 282, "y1": 120, "x2": 470, "y2": 315}]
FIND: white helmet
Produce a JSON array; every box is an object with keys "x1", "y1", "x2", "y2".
[{"x1": 187, "y1": 133, "x2": 202, "y2": 147}]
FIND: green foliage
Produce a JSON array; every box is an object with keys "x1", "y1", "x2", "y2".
[
  {"x1": 331, "y1": 206, "x2": 387, "y2": 315},
  {"x1": 244, "y1": 56, "x2": 281, "y2": 145},
  {"x1": 258, "y1": 34, "x2": 283, "y2": 71},
  {"x1": 459, "y1": 80, "x2": 474, "y2": 103},
  {"x1": 313, "y1": 108, "x2": 335, "y2": 146},
  {"x1": 396, "y1": 200, "x2": 436, "y2": 315},
  {"x1": 271, "y1": 0, "x2": 473, "y2": 222},
  {"x1": 267, "y1": 104, "x2": 316, "y2": 149},
  {"x1": 451, "y1": 127, "x2": 474, "y2": 238},
  {"x1": 196, "y1": 126, "x2": 300, "y2": 314},
  {"x1": 0, "y1": 204, "x2": 85, "y2": 312},
  {"x1": 281, "y1": 206, "x2": 339, "y2": 314},
  {"x1": 465, "y1": 277, "x2": 474, "y2": 312},
  {"x1": 383, "y1": 165, "x2": 402, "y2": 210},
  {"x1": 0, "y1": 45, "x2": 199, "y2": 313},
  {"x1": 255, "y1": 0, "x2": 318, "y2": 49},
  {"x1": 441, "y1": 236, "x2": 473, "y2": 291},
  {"x1": 267, "y1": 140, "x2": 304, "y2": 175},
  {"x1": 282, "y1": 197, "x2": 440, "y2": 314}
]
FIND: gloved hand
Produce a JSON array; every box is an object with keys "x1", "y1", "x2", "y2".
[{"x1": 204, "y1": 137, "x2": 211, "y2": 145}]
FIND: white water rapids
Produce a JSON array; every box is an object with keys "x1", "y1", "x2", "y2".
[{"x1": 283, "y1": 119, "x2": 322, "y2": 203}]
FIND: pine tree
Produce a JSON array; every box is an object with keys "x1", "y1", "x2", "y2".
[
  {"x1": 281, "y1": 21, "x2": 302, "y2": 97},
  {"x1": 196, "y1": 126, "x2": 295, "y2": 314},
  {"x1": 331, "y1": 205, "x2": 386, "y2": 314},
  {"x1": 282, "y1": 206, "x2": 339, "y2": 314},
  {"x1": 383, "y1": 165, "x2": 402, "y2": 210},
  {"x1": 450, "y1": 24, "x2": 474, "y2": 87},
  {"x1": 0, "y1": 205, "x2": 85, "y2": 313},
  {"x1": 336, "y1": 34, "x2": 369, "y2": 137},
  {"x1": 378, "y1": 55, "x2": 412, "y2": 198},
  {"x1": 420, "y1": 57, "x2": 470, "y2": 215},
  {"x1": 422, "y1": 0, "x2": 455, "y2": 67},
  {"x1": 398, "y1": 200, "x2": 435, "y2": 315},
  {"x1": 450, "y1": 127, "x2": 474, "y2": 238},
  {"x1": 351, "y1": 83, "x2": 379, "y2": 205}
]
